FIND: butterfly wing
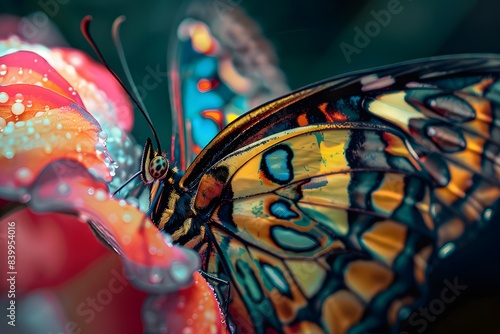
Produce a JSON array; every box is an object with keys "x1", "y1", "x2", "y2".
[
  {"x1": 168, "y1": 0, "x2": 288, "y2": 170},
  {"x1": 181, "y1": 55, "x2": 500, "y2": 333}
]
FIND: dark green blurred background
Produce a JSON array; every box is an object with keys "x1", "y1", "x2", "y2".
[
  {"x1": 3, "y1": 0, "x2": 500, "y2": 146},
  {"x1": 2, "y1": 0, "x2": 500, "y2": 333}
]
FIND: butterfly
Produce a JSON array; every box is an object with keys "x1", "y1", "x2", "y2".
[{"x1": 130, "y1": 1, "x2": 500, "y2": 333}]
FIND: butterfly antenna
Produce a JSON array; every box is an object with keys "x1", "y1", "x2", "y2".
[
  {"x1": 112, "y1": 170, "x2": 142, "y2": 197},
  {"x1": 81, "y1": 16, "x2": 163, "y2": 153}
]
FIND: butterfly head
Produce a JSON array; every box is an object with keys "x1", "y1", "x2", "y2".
[{"x1": 141, "y1": 137, "x2": 170, "y2": 185}]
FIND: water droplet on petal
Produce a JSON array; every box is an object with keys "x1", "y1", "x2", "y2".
[
  {"x1": 149, "y1": 267, "x2": 164, "y2": 284},
  {"x1": 57, "y1": 182, "x2": 70, "y2": 195},
  {"x1": 98, "y1": 131, "x2": 108, "y2": 141},
  {"x1": 0, "y1": 64, "x2": 7, "y2": 76},
  {"x1": 122, "y1": 234, "x2": 131, "y2": 245},
  {"x1": 0, "y1": 92, "x2": 9, "y2": 103},
  {"x1": 123, "y1": 212, "x2": 132, "y2": 223},
  {"x1": 94, "y1": 189, "x2": 108, "y2": 201},
  {"x1": 87, "y1": 188, "x2": 95, "y2": 195},
  {"x1": 11, "y1": 102, "x2": 25, "y2": 115},
  {"x1": 182, "y1": 327, "x2": 193, "y2": 334},
  {"x1": 108, "y1": 213, "x2": 117, "y2": 223},
  {"x1": 170, "y1": 262, "x2": 190, "y2": 283},
  {"x1": 14, "y1": 93, "x2": 24, "y2": 103},
  {"x1": 15, "y1": 167, "x2": 33, "y2": 185},
  {"x1": 26, "y1": 100, "x2": 32, "y2": 108}
]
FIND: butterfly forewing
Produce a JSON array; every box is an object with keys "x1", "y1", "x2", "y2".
[{"x1": 173, "y1": 55, "x2": 500, "y2": 333}]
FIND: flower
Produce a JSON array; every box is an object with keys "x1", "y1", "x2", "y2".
[{"x1": 0, "y1": 36, "x2": 228, "y2": 333}]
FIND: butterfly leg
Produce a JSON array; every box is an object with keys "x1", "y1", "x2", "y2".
[{"x1": 198, "y1": 270, "x2": 231, "y2": 315}]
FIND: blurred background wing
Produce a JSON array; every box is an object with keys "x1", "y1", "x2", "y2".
[{"x1": 168, "y1": 0, "x2": 289, "y2": 170}]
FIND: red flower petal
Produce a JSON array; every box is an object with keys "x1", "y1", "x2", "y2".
[
  {"x1": 143, "y1": 272, "x2": 230, "y2": 334},
  {"x1": 28, "y1": 159, "x2": 200, "y2": 293},
  {"x1": 53, "y1": 48, "x2": 134, "y2": 131},
  {"x1": 0, "y1": 51, "x2": 84, "y2": 105}
]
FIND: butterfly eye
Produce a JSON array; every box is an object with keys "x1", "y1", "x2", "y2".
[{"x1": 148, "y1": 156, "x2": 169, "y2": 180}]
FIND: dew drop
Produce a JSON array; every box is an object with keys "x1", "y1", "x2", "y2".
[
  {"x1": 44, "y1": 105, "x2": 50, "y2": 111},
  {"x1": 0, "y1": 92, "x2": 9, "y2": 103},
  {"x1": 182, "y1": 327, "x2": 193, "y2": 334},
  {"x1": 66, "y1": 132, "x2": 72, "y2": 139},
  {"x1": 11, "y1": 103, "x2": 25, "y2": 115},
  {"x1": 149, "y1": 268, "x2": 164, "y2": 284},
  {"x1": 108, "y1": 213, "x2": 117, "y2": 223},
  {"x1": 98, "y1": 131, "x2": 108, "y2": 141},
  {"x1": 0, "y1": 117, "x2": 6, "y2": 129},
  {"x1": 94, "y1": 189, "x2": 108, "y2": 201},
  {"x1": 123, "y1": 212, "x2": 132, "y2": 223},
  {"x1": 57, "y1": 182, "x2": 70, "y2": 195},
  {"x1": 26, "y1": 100, "x2": 32, "y2": 108},
  {"x1": 0, "y1": 64, "x2": 7, "y2": 76},
  {"x1": 170, "y1": 262, "x2": 190, "y2": 283},
  {"x1": 20, "y1": 193, "x2": 31, "y2": 203},
  {"x1": 15, "y1": 167, "x2": 34, "y2": 185},
  {"x1": 122, "y1": 234, "x2": 131, "y2": 245},
  {"x1": 18, "y1": 68, "x2": 23, "y2": 75},
  {"x1": 3, "y1": 148, "x2": 14, "y2": 159},
  {"x1": 87, "y1": 188, "x2": 95, "y2": 195},
  {"x1": 95, "y1": 142, "x2": 105, "y2": 153},
  {"x1": 14, "y1": 93, "x2": 24, "y2": 103},
  {"x1": 149, "y1": 246, "x2": 157, "y2": 255},
  {"x1": 42, "y1": 74, "x2": 48, "y2": 82}
]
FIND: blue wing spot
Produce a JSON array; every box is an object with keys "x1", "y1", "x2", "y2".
[
  {"x1": 271, "y1": 226, "x2": 319, "y2": 252},
  {"x1": 262, "y1": 263, "x2": 290, "y2": 295},
  {"x1": 269, "y1": 200, "x2": 298, "y2": 220},
  {"x1": 235, "y1": 259, "x2": 264, "y2": 302},
  {"x1": 261, "y1": 145, "x2": 294, "y2": 185}
]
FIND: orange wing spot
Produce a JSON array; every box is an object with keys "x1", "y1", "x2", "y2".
[
  {"x1": 361, "y1": 220, "x2": 407, "y2": 266},
  {"x1": 194, "y1": 174, "x2": 224, "y2": 210},
  {"x1": 318, "y1": 102, "x2": 328, "y2": 113},
  {"x1": 193, "y1": 145, "x2": 202, "y2": 155},
  {"x1": 322, "y1": 290, "x2": 364, "y2": 334},
  {"x1": 332, "y1": 111, "x2": 348, "y2": 122},
  {"x1": 197, "y1": 78, "x2": 213, "y2": 92},
  {"x1": 297, "y1": 113, "x2": 308, "y2": 126},
  {"x1": 191, "y1": 23, "x2": 215, "y2": 54},
  {"x1": 201, "y1": 109, "x2": 224, "y2": 129},
  {"x1": 345, "y1": 260, "x2": 394, "y2": 303}
]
